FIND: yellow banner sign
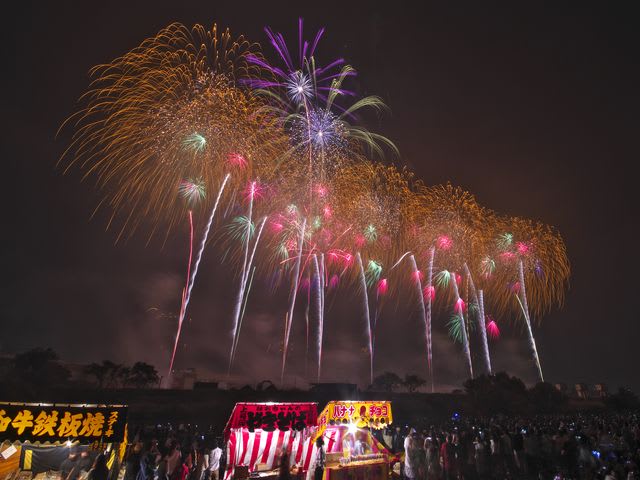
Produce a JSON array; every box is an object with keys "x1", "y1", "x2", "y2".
[
  {"x1": 317, "y1": 401, "x2": 392, "y2": 438},
  {"x1": 0, "y1": 403, "x2": 127, "y2": 443}
]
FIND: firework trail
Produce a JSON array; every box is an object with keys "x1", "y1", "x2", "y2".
[
  {"x1": 228, "y1": 181, "x2": 258, "y2": 373},
  {"x1": 518, "y1": 258, "x2": 544, "y2": 382},
  {"x1": 229, "y1": 216, "x2": 268, "y2": 372},
  {"x1": 179, "y1": 210, "x2": 195, "y2": 318},
  {"x1": 425, "y1": 246, "x2": 435, "y2": 392},
  {"x1": 451, "y1": 271, "x2": 473, "y2": 378},
  {"x1": 167, "y1": 210, "x2": 194, "y2": 385},
  {"x1": 168, "y1": 173, "x2": 230, "y2": 378},
  {"x1": 391, "y1": 251, "x2": 411, "y2": 270},
  {"x1": 318, "y1": 253, "x2": 325, "y2": 381},
  {"x1": 305, "y1": 275, "x2": 311, "y2": 378},
  {"x1": 409, "y1": 254, "x2": 430, "y2": 384},
  {"x1": 356, "y1": 252, "x2": 374, "y2": 385},
  {"x1": 477, "y1": 289, "x2": 492, "y2": 374},
  {"x1": 464, "y1": 262, "x2": 492, "y2": 374},
  {"x1": 313, "y1": 254, "x2": 326, "y2": 382},
  {"x1": 281, "y1": 217, "x2": 307, "y2": 384}
]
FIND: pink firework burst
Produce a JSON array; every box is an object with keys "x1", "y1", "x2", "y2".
[
  {"x1": 227, "y1": 153, "x2": 248, "y2": 169},
  {"x1": 323, "y1": 204, "x2": 332, "y2": 218},
  {"x1": 244, "y1": 180, "x2": 264, "y2": 201},
  {"x1": 516, "y1": 241, "x2": 530, "y2": 255},
  {"x1": 486, "y1": 317, "x2": 500, "y2": 340},
  {"x1": 315, "y1": 184, "x2": 328, "y2": 198},
  {"x1": 500, "y1": 251, "x2": 516, "y2": 262},
  {"x1": 423, "y1": 285, "x2": 436, "y2": 301},
  {"x1": 437, "y1": 235, "x2": 452, "y2": 250},
  {"x1": 270, "y1": 221, "x2": 284, "y2": 233},
  {"x1": 377, "y1": 278, "x2": 388, "y2": 296},
  {"x1": 455, "y1": 297, "x2": 466, "y2": 313}
]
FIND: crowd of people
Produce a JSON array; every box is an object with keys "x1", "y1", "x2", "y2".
[
  {"x1": 118, "y1": 413, "x2": 640, "y2": 480},
  {"x1": 380, "y1": 413, "x2": 640, "y2": 480},
  {"x1": 121, "y1": 425, "x2": 225, "y2": 480}
]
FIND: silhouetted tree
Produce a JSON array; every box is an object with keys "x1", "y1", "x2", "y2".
[
  {"x1": 528, "y1": 382, "x2": 567, "y2": 413},
  {"x1": 128, "y1": 362, "x2": 160, "y2": 388},
  {"x1": 372, "y1": 372, "x2": 403, "y2": 392},
  {"x1": 464, "y1": 372, "x2": 529, "y2": 414},
  {"x1": 605, "y1": 387, "x2": 640, "y2": 411},
  {"x1": 84, "y1": 362, "x2": 110, "y2": 388},
  {"x1": 85, "y1": 360, "x2": 122, "y2": 388},
  {"x1": 13, "y1": 348, "x2": 70, "y2": 386},
  {"x1": 404, "y1": 374, "x2": 426, "y2": 393},
  {"x1": 0, "y1": 348, "x2": 71, "y2": 398}
]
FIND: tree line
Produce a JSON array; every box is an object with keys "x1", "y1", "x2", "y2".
[{"x1": 0, "y1": 348, "x2": 160, "y2": 397}]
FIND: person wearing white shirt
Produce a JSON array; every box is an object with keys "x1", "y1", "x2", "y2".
[{"x1": 207, "y1": 442, "x2": 223, "y2": 480}]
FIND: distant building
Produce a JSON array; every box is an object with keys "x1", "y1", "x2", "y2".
[
  {"x1": 575, "y1": 383, "x2": 590, "y2": 399},
  {"x1": 593, "y1": 383, "x2": 608, "y2": 398},
  {"x1": 170, "y1": 368, "x2": 197, "y2": 389},
  {"x1": 554, "y1": 383, "x2": 568, "y2": 395}
]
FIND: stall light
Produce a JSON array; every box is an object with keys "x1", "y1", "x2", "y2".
[
  {"x1": 347, "y1": 423, "x2": 358, "y2": 435},
  {"x1": 66, "y1": 440, "x2": 73, "y2": 447}
]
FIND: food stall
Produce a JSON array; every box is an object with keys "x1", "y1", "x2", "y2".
[
  {"x1": 0, "y1": 402, "x2": 128, "y2": 480},
  {"x1": 314, "y1": 401, "x2": 393, "y2": 480},
  {"x1": 223, "y1": 403, "x2": 318, "y2": 480}
]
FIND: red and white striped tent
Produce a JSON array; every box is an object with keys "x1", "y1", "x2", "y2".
[{"x1": 223, "y1": 403, "x2": 318, "y2": 479}]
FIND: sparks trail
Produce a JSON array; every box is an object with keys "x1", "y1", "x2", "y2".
[
  {"x1": 517, "y1": 259, "x2": 544, "y2": 382},
  {"x1": 168, "y1": 210, "x2": 194, "y2": 382},
  {"x1": 464, "y1": 262, "x2": 492, "y2": 375},
  {"x1": 478, "y1": 290, "x2": 492, "y2": 375},
  {"x1": 409, "y1": 254, "x2": 430, "y2": 384},
  {"x1": 451, "y1": 270, "x2": 473, "y2": 379},
  {"x1": 229, "y1": 216, "x2": 268, "y2": 373},
  {"x1": 168, "y1": 174, "x2": 229, "y2": 378},
  {"x1": 356, "y1": 252, "x2": 374, "y2": 386},
  {"x1": 281, "y1": 217, "x2": 307, "y2": 384}
]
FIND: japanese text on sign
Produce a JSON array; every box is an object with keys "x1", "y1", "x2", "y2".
[
  {"x1": 225, "y1": 403, "x2": 317, "y2": 436},
  {"x1": 0, "y1": 404, "x2": 127, "y2": 443}
]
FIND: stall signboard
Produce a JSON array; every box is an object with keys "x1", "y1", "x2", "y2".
[
  {"x1": 316, "y1": 401, "x2": 392, "y2": 439},
  {"x1": 224, "y1": 402, "x2": 317, "y2": 437},
  {"x1": 0, "y1": 403, "x2": 127, "y2": 443}
]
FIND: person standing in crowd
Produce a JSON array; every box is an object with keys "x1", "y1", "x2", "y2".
[
  {"x1": 512, "y1": 427, "x2": 526, "y2": 475},
  {"x1": 207, "y1": 441, "x2": 223, "y2": 480},
  {"x1": 439, "y1": 434, "x2": 455, "y2": 480},
  {"x1": 403, "y1": 429, "x2": 417, "y2": 480},
  {"x1": 278, "y1": 447, "x2": 291, "y2": 480},
  {"x1": 125, "y1": 443, "x2": 143, "y2": 480},
  {"x1": 166, "y1": 443, "x2": 182, "y2": 480},
  {"x1": 87, "y1": 454, "x2": 109, "y2": 480},
  {"x1": 424, "y1": 436, "x2": 440, "y2": 480},
  {"x1": 473, "y1": 435, "x2": 488, "y2": 479},
  {"x1": 392, "y1": 426, "x2": 404, "y2": 454},
  {"x1": 314, "y1": 437, "x2": 326, "y2": 480},
  {"x1": 137, "y1": 443, "x2": 157, "y2": 480},
  {"x1": 383, "y1": 427, "x2": 393, "y2": 451}
]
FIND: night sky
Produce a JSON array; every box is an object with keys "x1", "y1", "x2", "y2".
[{"x1": 5, "y1": 2, "x2": 638, "y2": 391}]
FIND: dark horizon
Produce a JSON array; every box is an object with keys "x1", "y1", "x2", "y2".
[{"x1": 5, "y1": 2, "x2": 638, "y2": 392}]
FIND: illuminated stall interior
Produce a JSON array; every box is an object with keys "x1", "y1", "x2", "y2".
[
  {"x1": 0, "y1": 403, "x2": 127, "y2": 480},
  {"x1": 314, "y1": 401, "x2": 392, "y2": 480}
]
